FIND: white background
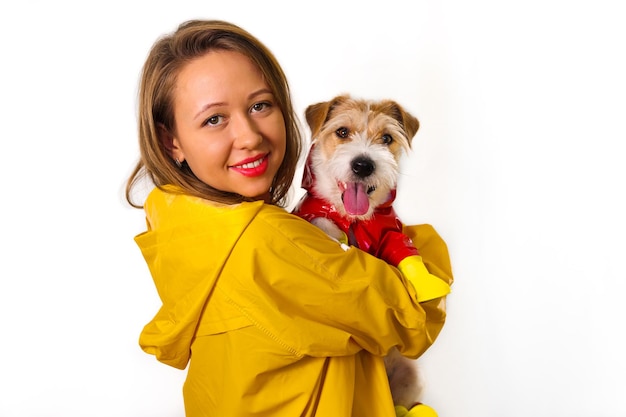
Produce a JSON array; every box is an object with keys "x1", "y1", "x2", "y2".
[{"x1": 1, "y1": 1, "x2": 625, "y2": 416}]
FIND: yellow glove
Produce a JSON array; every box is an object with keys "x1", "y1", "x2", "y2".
[
  {"x1": 395, "y1": 405, "x2": 409, "y2": 417},
  {"x1": 395, "y1": 403, "x2": 438, "y2": 417},
  {"x1": 397, "y1": 255, "x2": 451, "y2": 302},
  {"x1": 406, "y1": 403, "x2": 438, "y2": 417}
]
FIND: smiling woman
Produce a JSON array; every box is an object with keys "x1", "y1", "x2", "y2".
[
  {"x1": 124, "y1": 18, "x2": 452, "y2": 417},
  {"x1": 126, "y1": 19, "x2": 301, "y2": 208},
  {"x1": 163, "y1": 50, "x2": 286, "y2": 202},
  {"x1": 2, "y1": 1, "x2": 625, "y2": 417}
]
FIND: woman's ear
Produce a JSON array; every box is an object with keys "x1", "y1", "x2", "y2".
[{"x1": 158, "y1": 123, "x2": 184, "y2": 163}]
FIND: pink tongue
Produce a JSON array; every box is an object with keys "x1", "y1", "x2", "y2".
[{"x1": 343, "y1": 182, "x2": 370, "y2": 215}]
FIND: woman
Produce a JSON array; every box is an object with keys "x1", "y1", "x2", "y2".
[{"x1": 126, "y1": 19, "x2": 452, "y2": 417}]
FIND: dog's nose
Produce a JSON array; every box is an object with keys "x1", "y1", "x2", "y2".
[{"x1": 351, "y1": 156, "x2": 375, "y2": 178}]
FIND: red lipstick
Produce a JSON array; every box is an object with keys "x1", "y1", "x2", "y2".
[{"x1": 230, "y1": 153, "x2": 269, "y2": 177}]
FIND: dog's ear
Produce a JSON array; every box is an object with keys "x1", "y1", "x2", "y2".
[
  {"x1": 380, "y1": 100, "x2": 420, "y2": 144},
  {"x1": 304, "y1": 101, "x2": 331, "y2": 137},
  {"x1": 305, "y1": 95, "x2": 351, "y2": 137},
  {"x1": 400, "y1": 108, "x2": 419, "y2": 141}
]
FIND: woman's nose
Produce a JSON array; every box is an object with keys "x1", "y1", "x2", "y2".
[{"x1": 232, "y1": 114, "x2": 263, "y2": 148}]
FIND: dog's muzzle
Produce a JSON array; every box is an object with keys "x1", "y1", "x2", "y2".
[{"x1": 351, "y1": 156, "x2": 375, "y2": 178}]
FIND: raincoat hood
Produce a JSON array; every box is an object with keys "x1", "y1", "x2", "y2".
[{"x1": 135, "y1": 185, "x2": 264, "y2": 369}]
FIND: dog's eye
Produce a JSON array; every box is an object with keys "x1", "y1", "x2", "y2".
[
  {"x1": 335, "y1": 127, "x2": 349, "y2": 139},
  {"x1": 381, "y1": 134, "x2": 393, "y2": 145}
]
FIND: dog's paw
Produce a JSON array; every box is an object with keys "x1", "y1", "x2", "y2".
[
  {"x1": 397, "y1": 255, "x2": 451, "y2": 302},
  {"x1": 396, "y1": 403, "x2": 437, "y2": 417}
]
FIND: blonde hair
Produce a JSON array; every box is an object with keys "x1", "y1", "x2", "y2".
[{"x1": 126, "y1": 20, "x2": 302, "y2": 208}]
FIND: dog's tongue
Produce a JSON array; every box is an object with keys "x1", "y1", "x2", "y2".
[{"x1": 343, "y1": 182, "x2": 370, "y2": 215}]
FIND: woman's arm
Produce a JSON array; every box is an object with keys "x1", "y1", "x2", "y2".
[{"x1": 219, "y1": 206, "x2": 451, "y2": 359}]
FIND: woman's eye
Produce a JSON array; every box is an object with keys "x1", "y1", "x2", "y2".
[
  {"x1": 381, "y1": 134, "x2": 393, "y2": 145},
  {"x1": 203, "y1": 115, "x2": 223, "y2": 126},
  {"x1": 251, "y1": 102, "x2": 270, "y2": 113},
  {"x1": 336, "y1": 127, "x2": 349, "y2": 139}
]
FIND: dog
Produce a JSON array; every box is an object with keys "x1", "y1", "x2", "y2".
[{"x1": 293, "y1": 94, "x2": 434, "y2": 412}]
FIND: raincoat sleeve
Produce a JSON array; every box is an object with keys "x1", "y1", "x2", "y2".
[
  {"x1": 402, "y1": 223, "x2": 454, "y2": 345},
  {"x1": 217, "y1": 206, "x2": 452, "y2": 360}
]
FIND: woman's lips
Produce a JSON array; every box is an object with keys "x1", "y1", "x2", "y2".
[{"x1": 230, "y1": 153, "x2": 270, "y2": 177}]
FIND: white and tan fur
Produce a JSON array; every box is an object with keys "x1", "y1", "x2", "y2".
[{"x1": 297, "y1": 94, "x2": 425, "y2": 408}]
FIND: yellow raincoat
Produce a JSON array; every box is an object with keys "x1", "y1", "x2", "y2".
[{"x1": 135, "y1": 185, "x2": 453, "y2": 417}]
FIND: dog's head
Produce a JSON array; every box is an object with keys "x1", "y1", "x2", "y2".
[{"x1": 303, "y1": 94, "x2": 419, "y2": 220}]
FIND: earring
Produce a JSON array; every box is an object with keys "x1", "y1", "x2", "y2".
[{"x1": 175, "y1": 158, "x2": 182, "y2": 168}]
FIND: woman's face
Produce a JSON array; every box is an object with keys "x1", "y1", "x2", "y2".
[{"x1": 168, "y1": 50, "x2": 286, "y2": 201}]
